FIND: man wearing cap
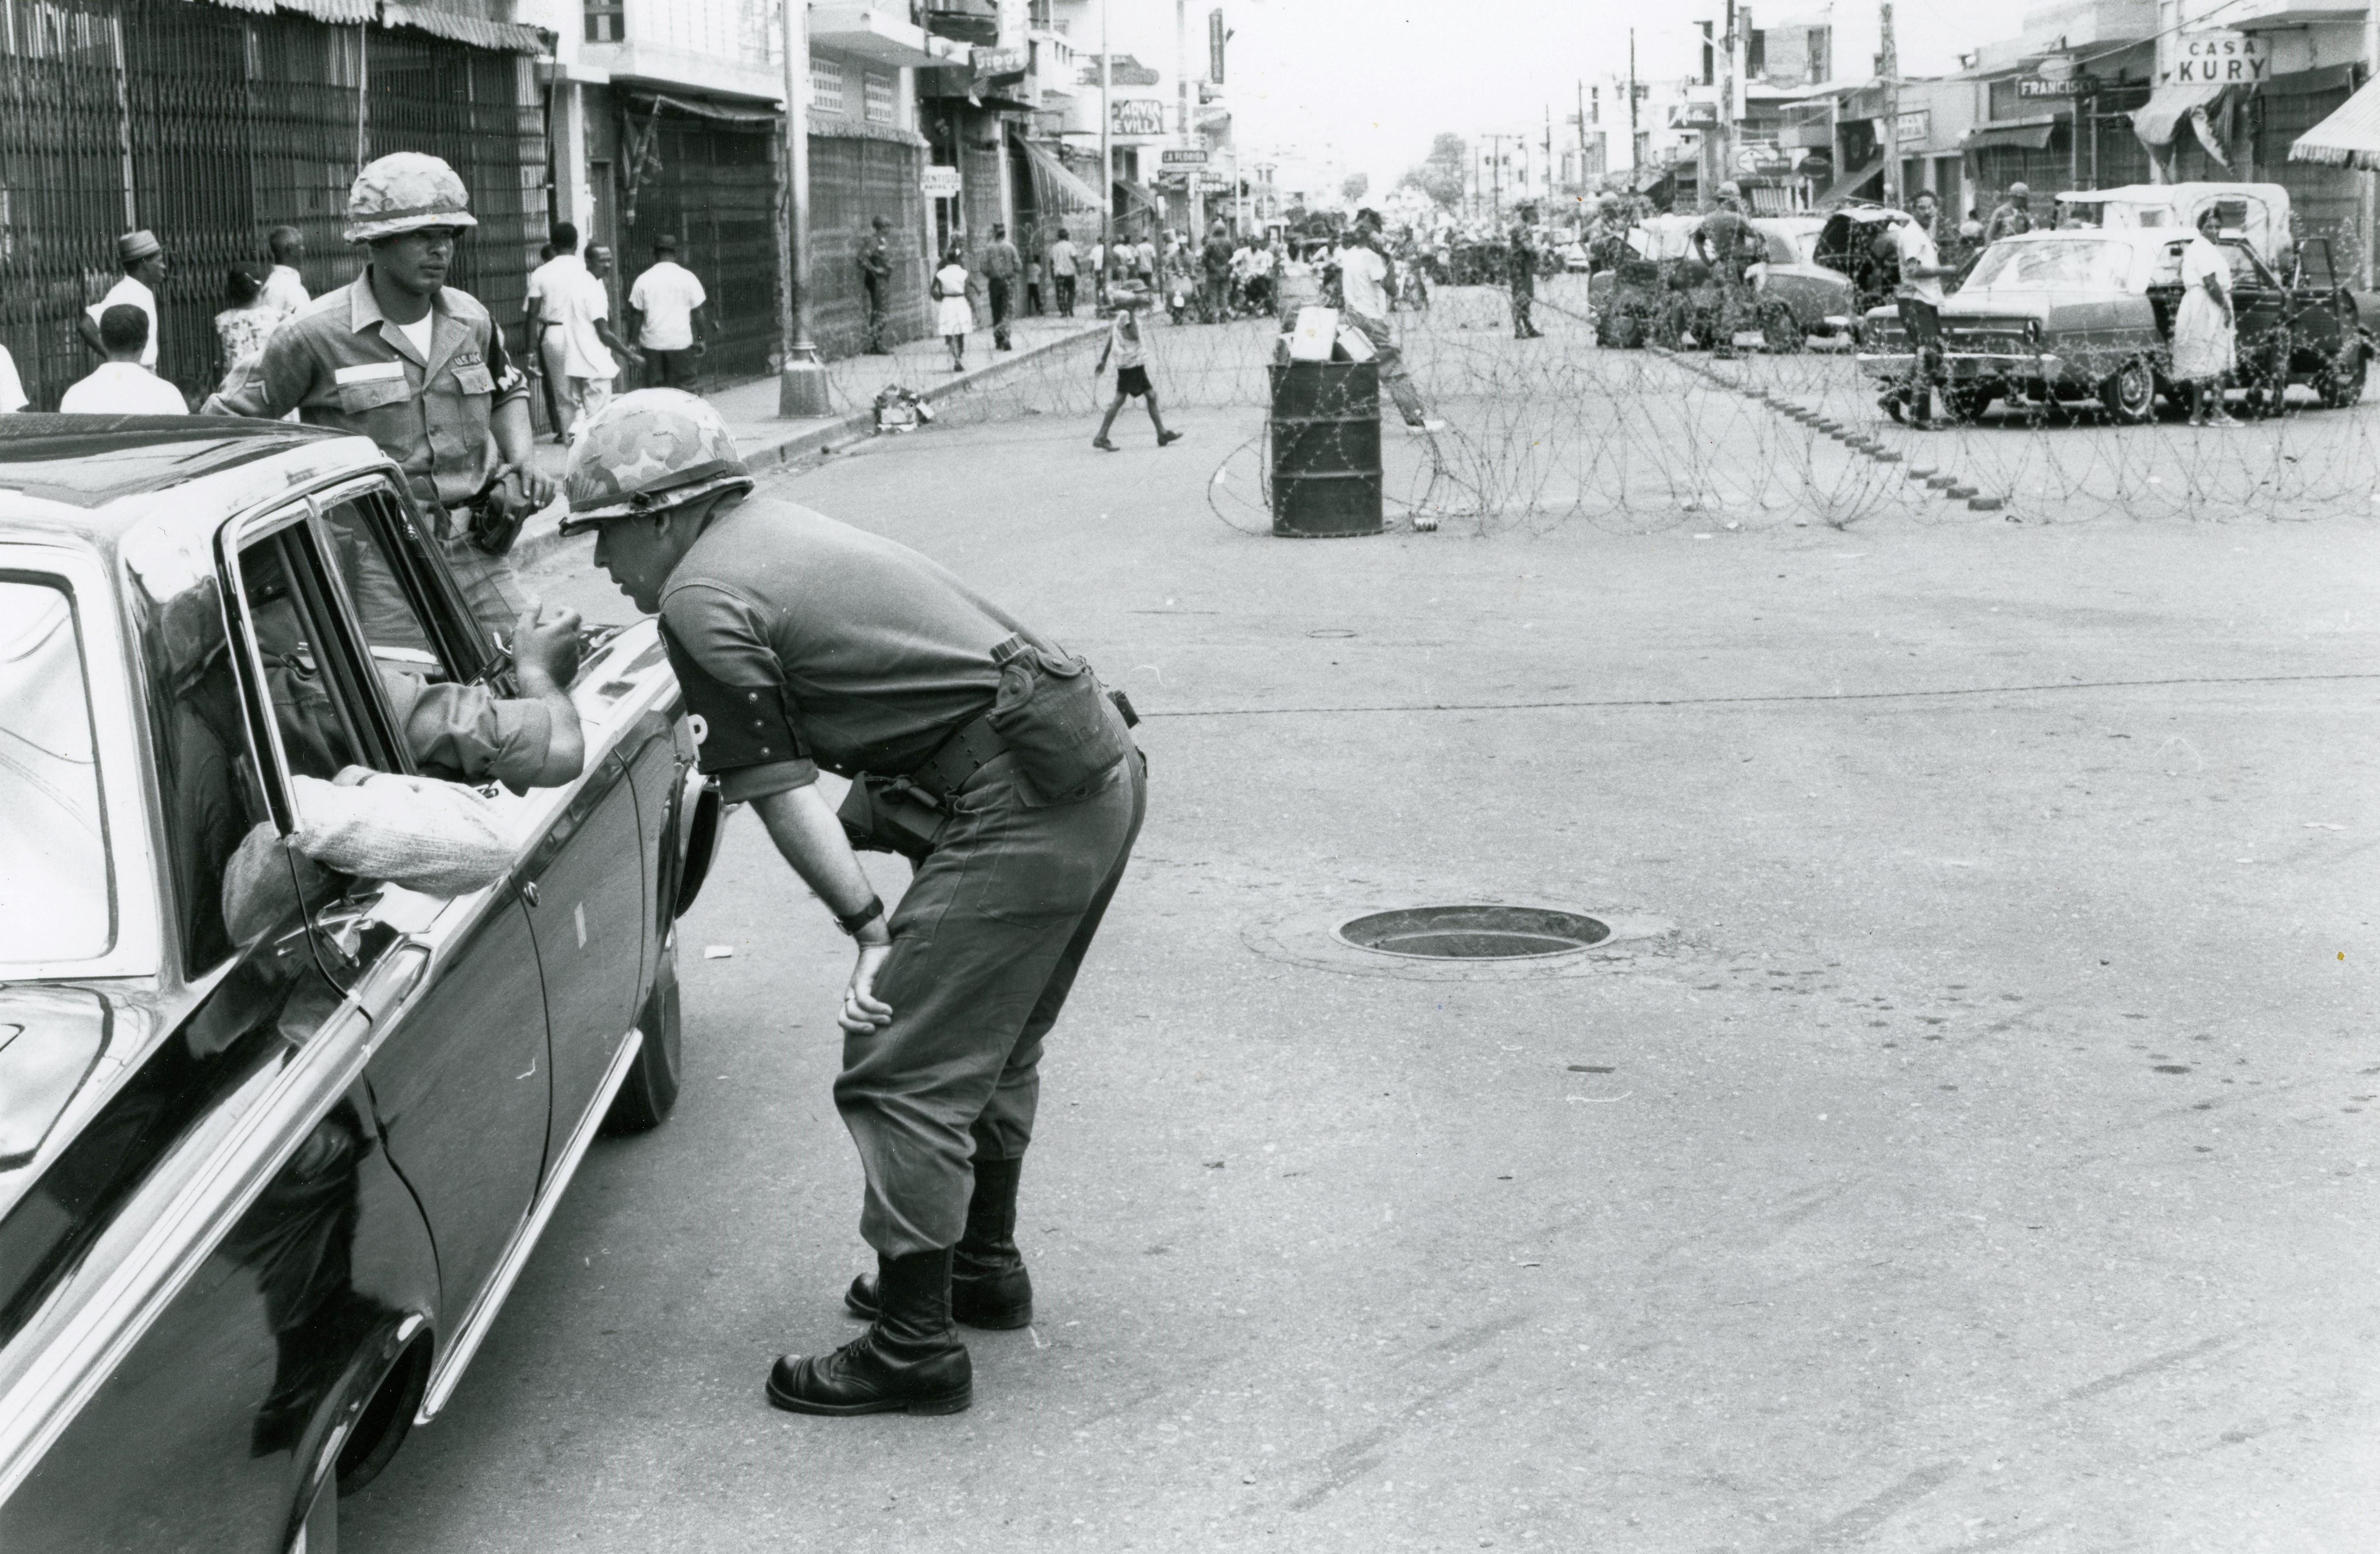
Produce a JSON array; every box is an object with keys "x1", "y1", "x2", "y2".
[
  {"x1": 982, "y1": 223, "x2": 1021, "y2": 351},
  {"x1": 564, "y1": 389, "x2": 1145, "y2": 1418},
  {"x1": 78, "y1": 230, "x2": 167, "y2": 372},
  {"x1": 858, "y1": 216, "x2": 896, "y2": 354},
  {"x1": 629, "y1": 235, "x2": 710, "y2": 390},
  {"x1": 1986, "y1": 183, "x2": 2034, "y2": 244},
  {"x1": 1693, "y1": 184, "x2": 1758, "y2": 360},
  {"x1": 204, "y1": 151, "x2": 552, "y2": 647},
  {"x1": 1506, "y1": 204, "x2": 1543, "y2": 340}
]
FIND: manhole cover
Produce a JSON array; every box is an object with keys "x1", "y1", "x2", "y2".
[{"x1": 1335, "y1": 905, "x2": 1610, "y2": 961}]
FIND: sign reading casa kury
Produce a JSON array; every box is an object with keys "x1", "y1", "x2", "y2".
[{"x1": 2173, "y1": 28, "x2": 2269, "y2": 84}]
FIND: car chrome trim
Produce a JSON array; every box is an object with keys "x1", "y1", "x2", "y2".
[
  {"x1": 0, "y1": 942, "x2": 429, "y2": 1506},
  {"x1": 417, "y1": 1025, "x2": 645, "y2": 1424},
  {"x1": 0, "y1": 543, "x2": 164, "y2": 982}
]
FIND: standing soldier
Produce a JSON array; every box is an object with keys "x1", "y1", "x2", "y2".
[
  {"x1": 1984, "y1": 182, "x2": 2035, "y2": 244},
  {"x1": 1506, "y1": 203, "x2": 1543, "y2": 339},
  {"x1": 858, "y1": 215, "x2": 896, "y2": 355},
  {"x1": 1693, "y1": 185, "x2": 1757, "y2": 360},
  {"x1": 205, "y1": 152, "x2": 552, "y2": 645},
  {"x1": 563, "y1": 390, "x2": 1146, "y2": 1417}
]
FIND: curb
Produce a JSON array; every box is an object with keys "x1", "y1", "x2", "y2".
[{"x1": 513, "y1": 323, "x2": 1107, "y2": 569}]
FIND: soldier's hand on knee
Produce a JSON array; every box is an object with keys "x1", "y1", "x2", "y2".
[{"x1": 840, "y1": 941, "x2": 894, "y2": 1035}]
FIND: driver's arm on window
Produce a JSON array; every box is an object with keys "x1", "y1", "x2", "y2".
[
  {"x1": 377, "y1": 599, "x2": 587, "y2": 793},
  {"x1": 220, "y1": 767, "x2": 516, "y2": 940}
]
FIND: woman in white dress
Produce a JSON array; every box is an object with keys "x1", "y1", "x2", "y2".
[
  {"x1": 2172, "y1": 208, "x2": 2239, "y2": 428},
  {"x1": 932, "y1": 244, "x2": 973, "y2": 371}
]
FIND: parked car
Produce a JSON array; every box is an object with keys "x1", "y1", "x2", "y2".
[
  {"x1": 1744, "y1": 215, "x2": 1838, "y2": 348},
  {"x1": 1852, "y1": 227, "x2": 2371, "y2": 422},
  {"x1": 0, "y1": 416, "x2": 720, "y2": 1551}
]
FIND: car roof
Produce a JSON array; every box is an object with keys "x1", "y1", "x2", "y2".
[
  {"x1": 1991, "y1": 226, "x2": 2182, "y2": 250},
  {"x1": 0, "y1": 417, "x2": 393, "y2": 556}
]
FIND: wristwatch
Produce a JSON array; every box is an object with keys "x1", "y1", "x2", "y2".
[{"x1": 834, "y1": 895, "x2": 886, "y2": 937}]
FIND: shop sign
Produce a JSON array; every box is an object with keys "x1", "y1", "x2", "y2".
[
  {"x1": 1667, "y1": 100, "x2": 1720, "y2": 130},
  {"x1": 973, "y1": 45, "x2": 1027, "y2": 79},
  {"x1": 2174, "y1": 28, "x2": 2269, "y2": 84},
  {"x1": 922, "y1": 165, "x2": 963, "y2": 199},
  {"x1": 1111, "y1": 97, "x2": 1167, "y2": 137},
  {"x1": 1161, "y1": 147, "x2": 1208, "y2": 166},
  {"x1": 1895, "y1": 108, "x2": 1930, "y2": 144},
  {"x1": 2018, "y1": 75, "x2": 2100, "y2": 97},
  {"x1": 1197, "y1": 171, "x2": 1233, "y2": 191}
]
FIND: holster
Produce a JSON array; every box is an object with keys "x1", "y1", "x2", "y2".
[
  {"x1": 835, "y1": 773, "x2": 948, "y2": 862},
  {"x1": 465, "y1": 479, "x2": 531, "y2": 556}
]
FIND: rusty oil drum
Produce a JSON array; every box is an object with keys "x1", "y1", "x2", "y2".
[{"x1": 1268, "y1": 361, "x2": 1383, "y2": 538}]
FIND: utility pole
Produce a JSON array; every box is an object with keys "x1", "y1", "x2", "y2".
[
  {"x1": 1880, "y1": 0, "x2": 1902, "y2": 208},
  {"x1": 777, "y1": 0, "x2": 827, "y2": 415},
  {"x1": 1100, "y1": 0, "x2": 1113, "y2": 259},
  {"x1": 1719, "y1": 0, "x2": 1738, "y2": 201},
  {"x1": 1544, "y1": 103, "x2": 1555, "y2": 207},
  {"x1": 1628, "y1": 29, "x2": 1643, "y2": 183}
]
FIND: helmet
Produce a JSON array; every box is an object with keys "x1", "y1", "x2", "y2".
[
  {"x1": 343, "y1": 152, "x2": 477, "y2": 243},
  {"x1": 2008, "y1": 181, "x2": 2031, "y2": 198},
  {"x1": 1718, "y1": 180, "x2": 1743, "y2": 198},
  {"x1": 560, "y1": 389, "x2": 753, "y2": 531}
]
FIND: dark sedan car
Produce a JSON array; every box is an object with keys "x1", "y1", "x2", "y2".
[{"x1": 0, "y1": 418, "x2": 719, "y2": 1551}]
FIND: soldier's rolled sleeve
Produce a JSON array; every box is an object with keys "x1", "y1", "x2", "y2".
[
  {"x1": 382, "y1": 669, "x2": 554, "y2": 794},
  {"x1": 210, "y1": 323, "x2": 321, "y2": 419},
  {"x1": 484, "y1": 323, "x2": 530, "y2": 409},
  {"x1": 658, "y1": 583, "x2": 816, "y2": 802}
]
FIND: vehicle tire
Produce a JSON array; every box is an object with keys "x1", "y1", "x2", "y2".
[
  {"x1": 1943, "y1": 385, "x2": 1991, "y2": 425},
  {"x1": 2098, "y1": 358, "x2": 2155, "y2": 424},
  {"x1": 2317, "y1": 345, "x2": 2368, "y2": 408},
  {"x1": 604, "y1": 928, "x2": 682, "y2": 1135},
  {"x1": 336, "y1": 1337, "x2": 429, "y2": 1496}
]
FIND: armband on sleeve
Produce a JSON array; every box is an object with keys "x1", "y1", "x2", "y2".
[{"x1": 658, "y1": 619, "x2": 816, "y2": 799}]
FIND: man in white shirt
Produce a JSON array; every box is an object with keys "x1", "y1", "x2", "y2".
[
  {"x1": 78, "y1": 229, "x2": 166, "y2": 371},
  {"x1": 1334, "y1": 210, "x2": 1440, "y2": 432},
  {"x1": 62, "y1": 305, "x2": 186, "y2": 414},
  {"x1": 262, "y1": 226, "x2": 310, "y2": 320},
  {"x1": 555, "y1": 244, "x2": 640, "y2": 442},
  {"x1": 1048, "y1": 233, "x2": 1078, "y2": 316},
  {"x1": 1884, "y1": 210, "x2": 1953, "y2": 430},
  {"x1": 0, "y1": 343, "x2": 25, "y2": 413},
  {"x1": 525, "y1": 223, "x2": 587, "y2": 442},
  {"x1": 627, "y1": 235, "x2": 710, "y2": 391}
]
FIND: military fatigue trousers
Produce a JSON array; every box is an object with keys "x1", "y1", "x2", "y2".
[{"x1": 837, "y1": 748, "x2": 1145, "y2": 1257}]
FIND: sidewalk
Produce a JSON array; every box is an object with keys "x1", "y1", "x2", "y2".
[{"x1": 516, "y1": 312, "x2": 1102, "y2": 564}]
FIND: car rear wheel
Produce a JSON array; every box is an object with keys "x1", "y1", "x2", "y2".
[
  {"x1": 604, "y1": 928, "x2": 682, "y2": 1134},
  {"x1": 2099, "y1": 359, "x2": 2156, "y2": 424},
  {"x1": 1943, "y1": 386, "x2": 1992, "y2": 424},
  {"x1": 1760, "y1": 301, "x2": 1805, "y2": 355}
]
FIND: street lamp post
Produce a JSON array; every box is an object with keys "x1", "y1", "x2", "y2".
[{"x1": 778, "y1": 0, "x2": 829, "y2": 416}]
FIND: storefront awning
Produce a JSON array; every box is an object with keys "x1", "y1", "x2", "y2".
[
  {"x1": 1962, "y1": 117, "x2": 2057, "y2": 152},
  {"x1": 2132, "y1": 80, "x2": 2225, "y2": 148},
  {"x1": 380, "y1": 2, "x2": 549, "y2": 52},
  {"x1": 1023, "y1": 139, "x2": 1106, "y2": 212},
  {"x1": 1114, "y1": 180, "x2": 1163, "y2": 215},
  {"x1": 1813, "y1": 153, "x2": 1884, "y2": 206},
  {"x1": 2290, "y1": 74, "x2": 2380, "y2": 169},
  {"x1": 627, "y1": 91, "x2": 781, "y2": 126}
]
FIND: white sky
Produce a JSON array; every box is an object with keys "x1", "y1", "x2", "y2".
[{"x1": 1101, "y1": 0, "x2": 2044, "y2": 188}]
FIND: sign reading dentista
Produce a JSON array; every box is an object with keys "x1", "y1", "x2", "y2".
[
  {"x1": 2173, "y1": 28, "x2": 2269, "y2": 84},
  {"x1": 921, "y1": 166, "x2": 963, "y2": 198}
]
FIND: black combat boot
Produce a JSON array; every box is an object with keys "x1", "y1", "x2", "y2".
[
  {"x1": 768, "y1": 1247, "x2": 971, "y2": 1415},
  {"x1": 845, "y1": 1155, "x2": 1033, "y2": 1330}
]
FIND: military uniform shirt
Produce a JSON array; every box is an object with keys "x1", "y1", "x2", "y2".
[
  {"x1": 212, "y1": 270, "x2": 528, "y2": 514},
  {"x1": 657, "y1": 497, "x2": 1035, "y2": 803}
]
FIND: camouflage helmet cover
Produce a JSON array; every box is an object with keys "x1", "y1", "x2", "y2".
[
  {"x1": 561, "y1": 388, "x2": 753, "y2": 530},
  {"x1": 344, "y1": 152, "x2": 477, "y2": 243}
]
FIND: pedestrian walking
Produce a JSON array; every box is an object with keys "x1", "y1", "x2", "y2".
[
  {"x1": 982, "y1": 223, "x2": 1021, "y2": 351},
  {"x1": 262, "y1": 227, "x2": 310, "y2": 321},
  {"x1": 2175, "y1": 207, "x2": 2241, "y2": 428},
  {"x1": 62, "y1": 306, "x2": 184, "y2": 414},
  {"x1": 628, "y1": 235, "x2": 710, "y2": 391},
  {"x1": 1506, "y1": 203, "x2": 1543, "y2": 339},
  {"x1": 1984, "y1": 183, "x2": 2034, "y2": 244},
  {"x1": 1335, "y1": 210, "x2": 1442, "y2": 432},
  {"x1": 933, "y1": 244, "x2": 973, "y2": 371},
  {"x1": 1134, "y1": 228, "x2": 1157, "y2": 285},
  {"x1": 1049, "y1": 231, "x2": 1078, "y2": 316},
  {"x1": 204, "y1": 151, "x2": 556, "y2": 644},
  {"x1": 1200, "y1": 220, "x2": 1232, "y2": 324},
  {"x1": 556, "y1": 244, "x2": 639, "y2": 441},
  {"x1": 527, "y1": 223, "x2": 587, "y2": 441},
  {"x1": 77, "y1": 230, "x2": 165, "y2": 371},
  {"x1": 1091, "y1": 286, "x2": 1183, "y2": 451},
  {"x1": 563, "y1": 388, "x2": 1147, "y2": 1418},
  {"x1": 859, "y1": 215, "x2": 896, "y2": 354},
  {"x1": 212, "y1": 263, "x2": 278, "y2": 400},
  {"x1": 1879, "y1": 219, "x2": 1954, "y2": 430}
]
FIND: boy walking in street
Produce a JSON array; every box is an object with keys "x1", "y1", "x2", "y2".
[{"x1": 1091, "y1": 286, "x2": 1182, "y2": 451}]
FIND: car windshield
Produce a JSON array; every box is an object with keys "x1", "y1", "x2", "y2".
[
  {"x1": 1965, "y1": 239, "x2": 2134, "y2": 292},
  {"x1": 0, "y1": 576, "x2": 113, "y2": 962}
]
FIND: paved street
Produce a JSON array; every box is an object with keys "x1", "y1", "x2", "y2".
[{"x1": 343, "y1": 347, "x2": 2380, "y2": 1552}]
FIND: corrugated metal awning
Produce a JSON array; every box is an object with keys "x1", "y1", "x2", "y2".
[
  {"x1": 1023, "y1": 138, "x2": 1105, "y2": 211},
  {"x1": 628, "y1": 91, "x2": 781, "y2": 126},
  {"x1": 1963, "y1": 116, "x2": 2058, "y2": 151},
  {"x1": 2291, "y1": 74, "x2": 2380, "y2": 168},
  {"x1": 2131, "y1": 80, "x2": 2225, "y2": 148},
  {"x1": 380, "y1": 3, "x2": 551, "y2": 53}
]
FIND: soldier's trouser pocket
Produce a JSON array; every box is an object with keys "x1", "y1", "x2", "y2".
[{"x1": 986, "y1": 636, "x2": 1132, "y2": 805}]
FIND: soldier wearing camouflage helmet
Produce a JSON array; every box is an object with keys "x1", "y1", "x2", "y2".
[
  {"x1": 564, "y1": 390, "x2": 1145, "y2": 1420},
  {"x1": 207, "y1": 151, "x2": 554, "y2": 648}
]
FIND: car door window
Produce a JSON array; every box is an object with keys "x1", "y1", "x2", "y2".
[
  {"x1": 317, "y1": 487, "x2": 489, "y2": 688},
  {"x1": 0, "y1": 577, "x2": 111, "y2": 963}
]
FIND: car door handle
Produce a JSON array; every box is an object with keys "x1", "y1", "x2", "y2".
[{"x1": 519, "y1": 880, "x2": 540, "y2": 908}]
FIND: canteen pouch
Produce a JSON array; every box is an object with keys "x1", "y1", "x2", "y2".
[
  {"x1": 836, "y1": 773, "x2": 947, "y2": 862},
  {"x1": 987, "y1": 634, "x2": 1132, "y2": 805}
]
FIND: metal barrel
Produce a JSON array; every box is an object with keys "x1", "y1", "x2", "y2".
[{"x1": 1268, "y1": 361, "x2": 1383, "y2": 538}]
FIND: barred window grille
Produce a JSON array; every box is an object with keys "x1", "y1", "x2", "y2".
[
  {"x1": 811, "y1": 56, "x2": 845, "y2": 116},
  {"x1": 585, "y1": 0, "x2": 624, "y2": 44},
  {"x1": 863, "y1": 70, "x2": 894, "y2": 125}
]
